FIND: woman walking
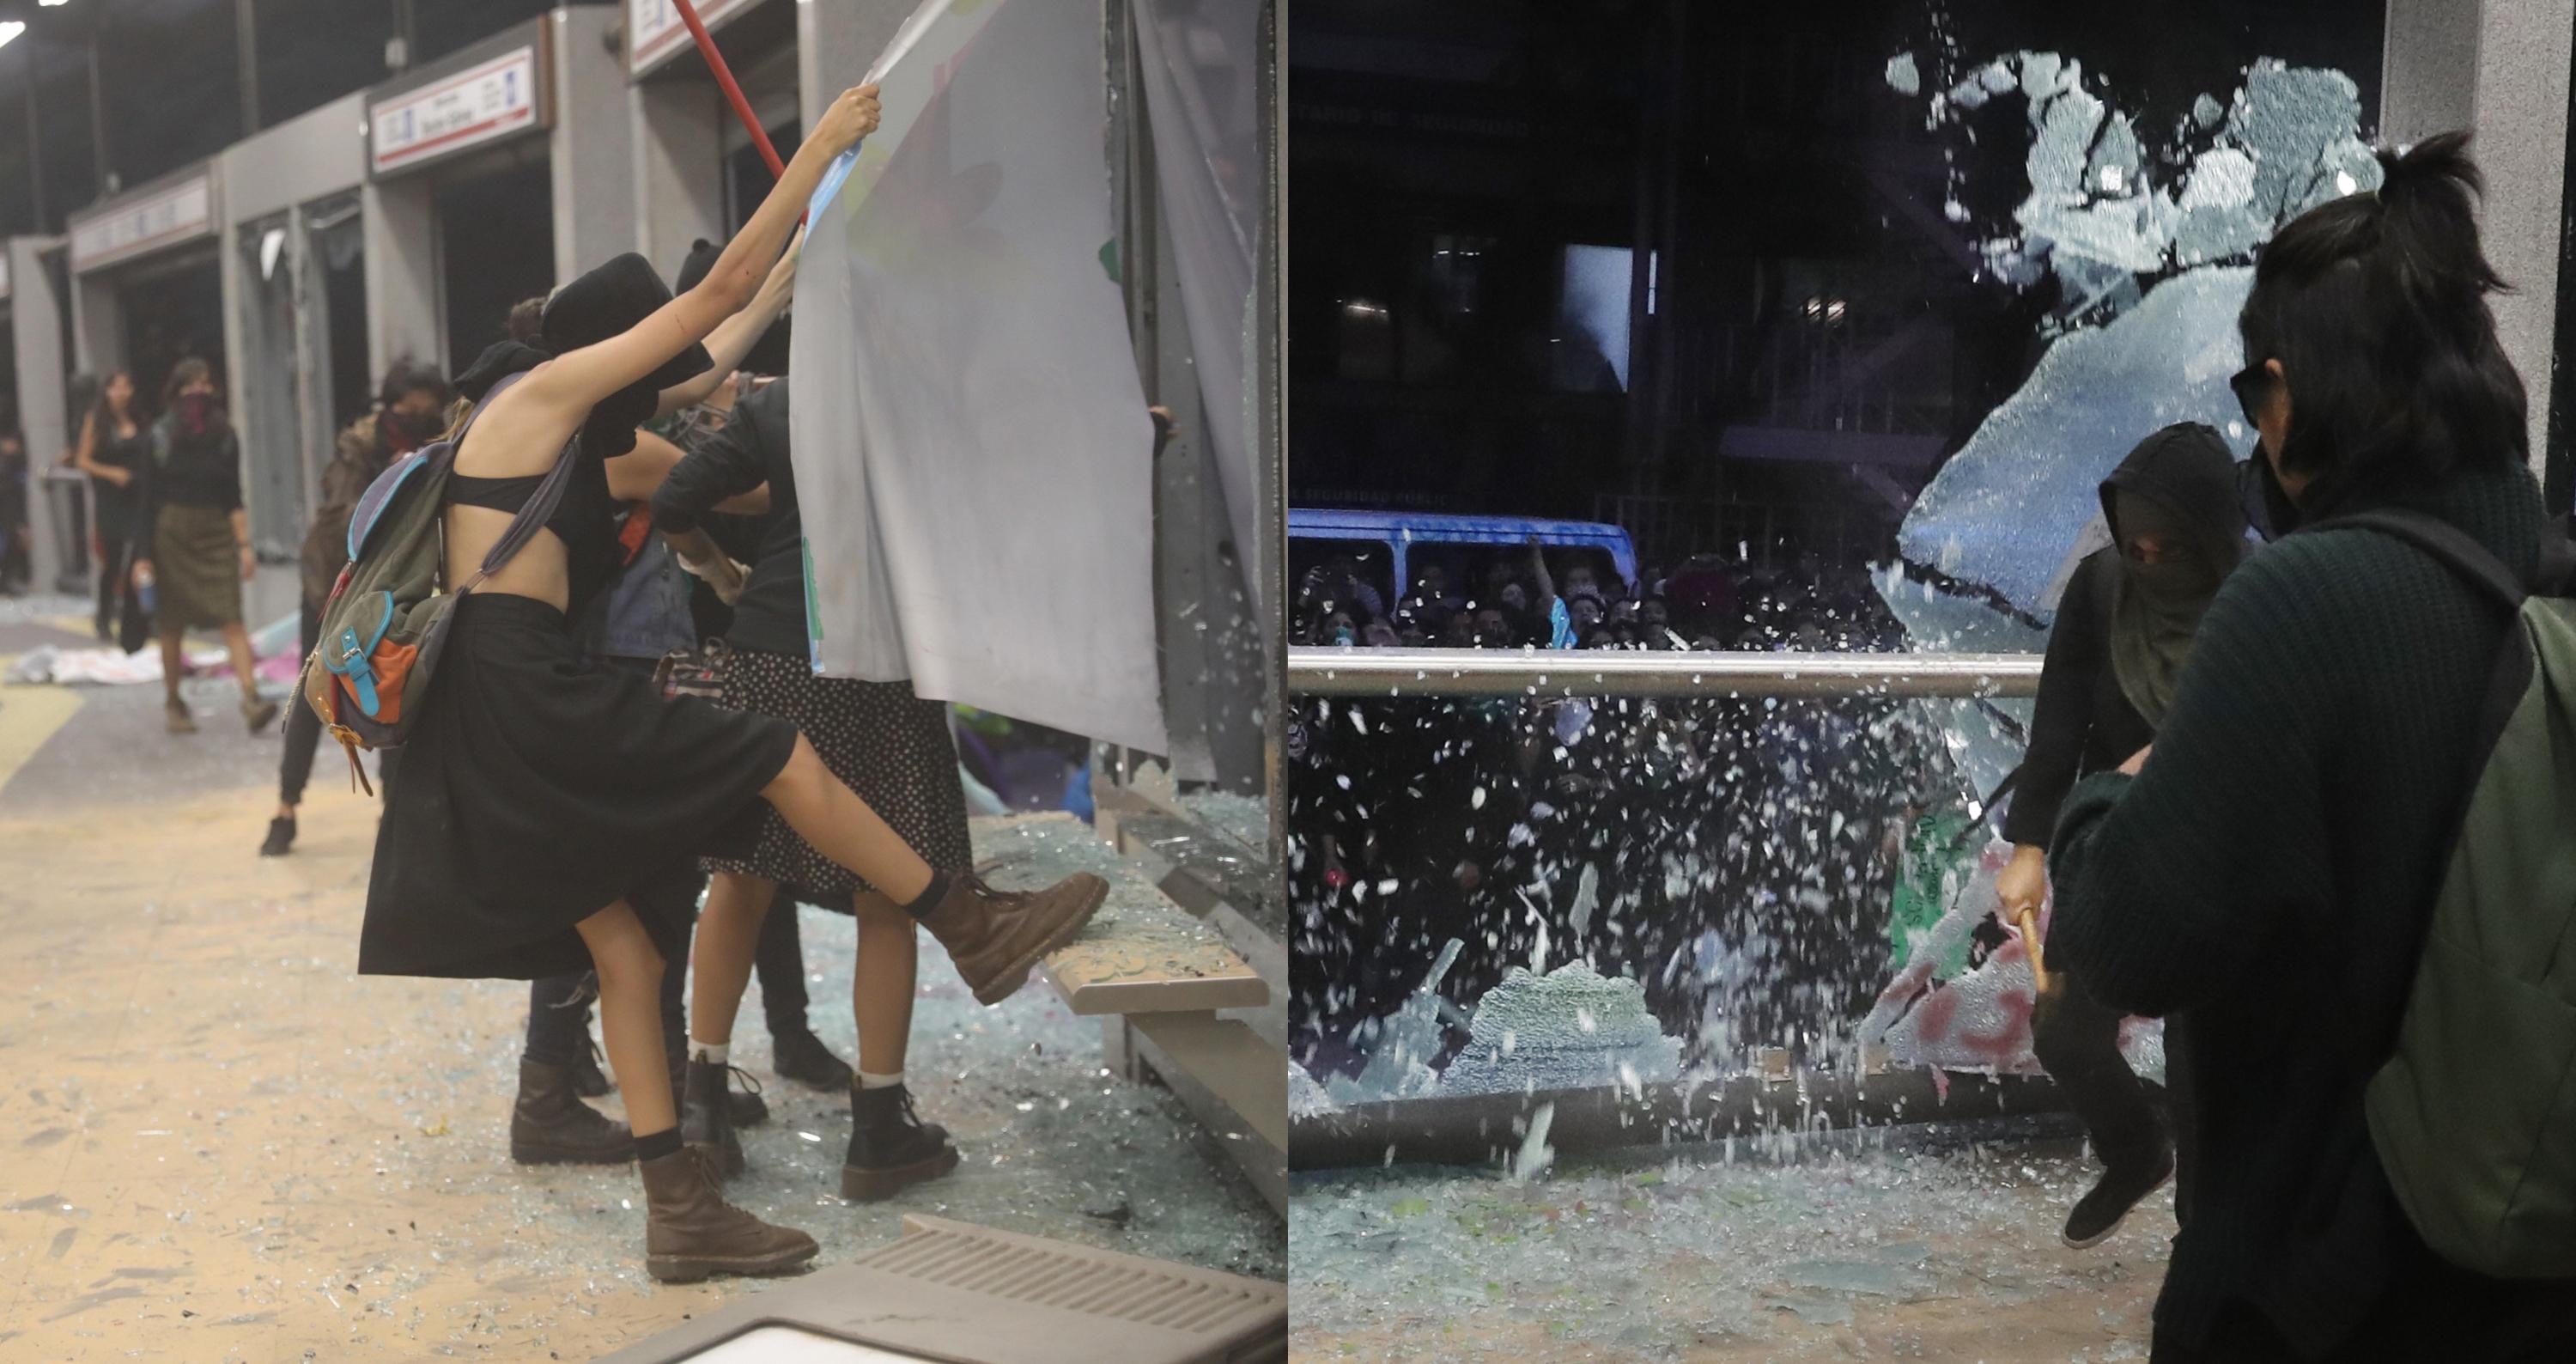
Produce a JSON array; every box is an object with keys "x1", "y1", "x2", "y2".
[
  {"x1": 1996, "y1": 421, "x2": 2243, "y2": 1249},
  {"x1": 355, "y1": 86, "x2": 1106, "y2": 1282},
  {"x1": 2048, "y1": 133, "x2": 2576, "y2": 1360},
  {"x1": 134, "y1": 359, "x2": 277, "y2": 735},
  {"x1": 70, "y1": 371, "x2": 149, "y2": 642}
]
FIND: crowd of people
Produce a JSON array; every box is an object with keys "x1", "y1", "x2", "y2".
[
  {"x1": 1, "y1": 88, "x2": 1115, "y2": 1286},
  {"x1": 1294, "y1": 539, "x2": 1904, "y2": 655}
]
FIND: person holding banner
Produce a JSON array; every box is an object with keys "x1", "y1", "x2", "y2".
[{"x1": 355, "y1": 85, "x2": 1108, "y2": 1283}]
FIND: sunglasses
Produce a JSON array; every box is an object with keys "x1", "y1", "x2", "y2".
[{"x1": 2228, "y1": 361, "x2": 2274, "y2": 429}]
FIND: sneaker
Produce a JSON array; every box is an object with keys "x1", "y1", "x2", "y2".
[
  {"x1": 242, "y1": 697, "x2": 281, "y2": 734},
  {"x1": 772, "y1": 1026, "x2": 855, "y2": 1092},
  {"x1": 166, "y1": 700, "x2": 197, "y2": 734},
  {"x1": 258, "y1": 816, "x2": 296, "y2": 857},
  {"x1": 2062, "y1": 1148, "x2": 2177, "y2": 1249}
]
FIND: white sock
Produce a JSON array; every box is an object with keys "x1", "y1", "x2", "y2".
[
  {"x1": 690, "y1": 1041, "x2": 730, "y2": 1066},
  {"x1": 858, "y1": 1069, "x2": 904, "y2": 1090}
]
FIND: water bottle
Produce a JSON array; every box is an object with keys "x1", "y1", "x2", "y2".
[{"x1": 132, "y1": 561, "x2": 155, "y2": 614}]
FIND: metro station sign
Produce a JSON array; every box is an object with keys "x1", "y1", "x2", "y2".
[
  {"x1": 370, "y1": 46, "x2": 543, "y2": 177},
  {"x1": 70, "y1": 173, "x2": 216, "y2": 274},
  {"x1": 629, "y1": 0, "x2": 760, "y2": 76}
]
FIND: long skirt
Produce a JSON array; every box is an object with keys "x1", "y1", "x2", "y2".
[
  {"x1": 358, "y1": 593, "x2": 801, "y2": 980},
  {"x1": 153, "y1": 503, "x2": 243, "y2": 630},
  {"x1": 702, "y1": 644, "x2": 970, "y2": 906}
]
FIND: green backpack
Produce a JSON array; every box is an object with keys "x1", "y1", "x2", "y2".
[
  {"x1": 2318, "y1": 508, "x2": 2576, "y2": 1279},
  {"x1": 298, "y1": 373, "x2": 571, "y2": 789}
]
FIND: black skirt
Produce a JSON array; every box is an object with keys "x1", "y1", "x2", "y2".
[
  {"x1": 704, "y1": 645, "x2": 970, "y2": 906},
  {"x1": 359, "y1": 593, "x2": 801, "y2": 980}
]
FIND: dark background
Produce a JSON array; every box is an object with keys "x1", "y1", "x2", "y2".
[
  {"x1": 1286, "y1": 0, "x2": 2397, "y2": 1067},
  {"x1": 1288, "y1": 0, "x2": 2387, "y2": 575}
]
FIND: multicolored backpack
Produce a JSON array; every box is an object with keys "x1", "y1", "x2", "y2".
[{"x1": 298, "y1": 373, "x2": 574, "y2": 790}]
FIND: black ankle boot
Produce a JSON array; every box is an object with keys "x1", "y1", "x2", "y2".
[
  {"x1": 840, "y1": 1083, "x2": 958, "y2": 1201},
  {"x1": 509, "y1": 1059, "x2": 635, "y2": 1165},
  {"x1": 570, "y1": 1039, "x2": 612, "y2": 1099},
  {"x1": 258, "y1": 816, "x2": 295, "y2": 857},
  {"x1": 771, "y1": 1026, "x2": 854, "y2": 1092},
  {"x1": 682, "y1": 1057, "x2": 746, "y2": 1181}
]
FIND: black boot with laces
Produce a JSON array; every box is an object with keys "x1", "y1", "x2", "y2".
[{"x1": 840, "y1": 1082, "x2": 957, "y2": 1201}]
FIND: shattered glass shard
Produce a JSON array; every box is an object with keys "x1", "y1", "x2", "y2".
[{"x1": 1443, "y1": 960, "x2": 1683, "y2": 1096}]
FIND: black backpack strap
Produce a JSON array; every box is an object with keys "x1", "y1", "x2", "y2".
[
  {"x1": 2304, "y1": 509, "x2": 2526, "y2": 613},
  {"x1": 450, "y1": 370, "x2": 583, "y2": 587}
]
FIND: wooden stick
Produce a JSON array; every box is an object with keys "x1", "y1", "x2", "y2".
[
  {"x1": 671, "y1": 0, "x2": 787, "y2": 178},
  {"x1": 2016, "y1": 906, "x2": 2049, "y2": 992}
]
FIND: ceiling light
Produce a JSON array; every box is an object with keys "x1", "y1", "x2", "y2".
[{"x1": 0, "y1": 22, "x2": 24, "y2": 51}]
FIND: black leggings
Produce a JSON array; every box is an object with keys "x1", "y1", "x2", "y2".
[
  {"x1": 2031, "y1": 968, "x2": 2198, "y2": 1219},
  {"x1": 279, "y1": 604, "x2": 325, "y2": 807}
]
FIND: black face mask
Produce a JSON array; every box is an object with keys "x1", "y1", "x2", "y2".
[{"x1": 379, "y1": 410, "x2": 428, "y2": 454}]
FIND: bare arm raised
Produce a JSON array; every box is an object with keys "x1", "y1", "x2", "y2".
[
  {"x1": 656, "y1": 231, "x2": 802, "y2": 417},
  {"x1": 471, "y1": 85, "x2": 877, "y2": 467}
]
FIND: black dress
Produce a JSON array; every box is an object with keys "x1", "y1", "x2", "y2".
[
  {"x1": 356, "y1": 434, "x2": 802, "y2": 981},
  {"x1": 88, "y1": 421, "x2": 149, "y2": 624}
]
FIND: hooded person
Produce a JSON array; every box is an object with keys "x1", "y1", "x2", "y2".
[
  {"x1": 1993, "y1": 420, "x2": 2247, "y2": 1251},
  {"x1": 347, "y1": 78, "x2": 1109, "y2": 1288}
]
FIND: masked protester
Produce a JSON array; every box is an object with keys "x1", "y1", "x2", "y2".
[
  {"x1": 132, "y1": 359, "x2": 276, "y2": 736},
  {"x1": 353, "y1": 87, "x2": 1108, "y2": 1283},
  {"x1": 263, "y1": 361, "x2": 453, "y2": 856},
  {"x1": 2048, "y1": 133, "x2": 2576, "y2": 1360},
  {"x1": 1997, "y1": 421, "x2": 2245, "y2": 1251}
]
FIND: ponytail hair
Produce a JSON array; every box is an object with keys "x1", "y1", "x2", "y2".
[{"x1": 2239, "y1": 131, "x2": 2525, "y2": 507}]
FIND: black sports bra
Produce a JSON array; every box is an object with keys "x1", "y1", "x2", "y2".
[{"x1": 446, "y1": 454, "x2": 620, "y2": 618}]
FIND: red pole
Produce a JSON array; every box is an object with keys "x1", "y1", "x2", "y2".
[{"x1": 672, "y1": 0, "x2": 787, "y2": 179}]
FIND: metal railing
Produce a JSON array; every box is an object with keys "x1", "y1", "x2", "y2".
[{"x1": 1287, "y1": 646, "x2": 2042, "y2": 698}]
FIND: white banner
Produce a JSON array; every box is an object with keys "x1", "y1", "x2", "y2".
[
  {"x1": 629, "y1": 0, "x2": 760, "y2": 76},
  {"x1": 70, "y1": 174, "x2": 214, "y2": 273},
  {"x1": 1133, "y1": 0, "x2": 1262, "y2": 618},
  {"x1": 370, "y1": 48, "x2": 540, "y2": 176},
  {"x1": 793, "y1": 0, "x2": 1168, "y2": 753}
]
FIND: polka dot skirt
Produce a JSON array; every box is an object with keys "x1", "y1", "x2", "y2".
[{"x1": 704, "y1": 645, "x2": 971, "y2": 906}]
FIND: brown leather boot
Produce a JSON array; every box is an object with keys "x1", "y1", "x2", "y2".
[
  {"x1": 508, "y1": 1059, "x2": 635, "y2": 1166},
  {"x1": 639, "y1": 1148, "x2": 819, "y2": 1283},
  {"x1": 916, "y1": 872, "x2": 1110, "y2": 1006}
]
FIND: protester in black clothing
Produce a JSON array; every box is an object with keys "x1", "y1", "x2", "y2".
[
  {"x1": 71, "y1": 371, "x2": 149, "y2": 640},
  {"x1": 262, "y1": 362, "x2": 450, "y2": 856},
  {"x1": 2050, "y1": 133, "x2": 2576, "y2": 1360},
  {"x1": 133, "y1": 360, "x2": 276, "y2": 736},
  {"x1": 0, "y1": 428, "x2": 27, "y2": 594},
  {"x1": 1999, "y1": 422, "x2": 2244, "y2": 1250}
]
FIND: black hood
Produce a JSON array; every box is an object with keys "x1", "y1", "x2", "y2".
[
  {"x1": 2099, "y1": 422, "x2": 2250, "y2": 570},
  {"x1": 544, "y1": 253, "x2": 713, "y2": 395}
]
